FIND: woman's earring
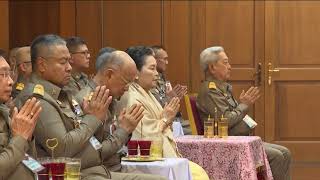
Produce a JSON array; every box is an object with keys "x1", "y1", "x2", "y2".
[{"x1": 135, "y1": 76, "x2": 139, "y2": 80}]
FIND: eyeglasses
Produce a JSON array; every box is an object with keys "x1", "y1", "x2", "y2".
[
  {"x1": 109, "y1": 68, "x2": 134, "y2": 86},
  {"x1": 0, "y1": 71, "x2": 14, "y2": 79},
  {"x1": 118, "y1": 73, "x2": 134, "y2": 86},
  {"x1": 156, "y1": 57, "x2": 168, "y2": 63},
  {"x1": 71, "y1": 50, "x2": 90, "y2": 56}
]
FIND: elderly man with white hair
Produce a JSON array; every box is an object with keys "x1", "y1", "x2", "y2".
[{"x1": 196, "y1": 46, "x2": 291, "y2": 180}]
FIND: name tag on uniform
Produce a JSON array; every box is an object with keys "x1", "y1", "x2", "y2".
[
  {"x1": 109, "y1": 115, "x2": 117, "y2": 135},
  {"x1": 89, "y1": 136, "x2": 102, "y2": 150},
  {"x1": 22, "y1": 154, "x2": 45, "y2": 173},
  {"x1": 243, "y1": 115, "x2": 258, "y2": 129}
]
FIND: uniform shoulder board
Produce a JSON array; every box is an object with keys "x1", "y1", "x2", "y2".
[
  {"x1": 33, "y1": 84, "x2": 44, "y2": 97},
  {"x1": 16, "y1": 83, "x2": 24, "y2": 91},
  {"x1": 208, "y1": 82, "x2": 217, "y2": 89}
]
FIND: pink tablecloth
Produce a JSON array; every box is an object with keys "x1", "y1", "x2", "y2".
[{"x1": 175, "y1": 135, "x2": 273, "y2": 180}]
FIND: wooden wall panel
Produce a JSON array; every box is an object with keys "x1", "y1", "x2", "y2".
[
  {"x1": 266, "y1": 1, "x2": 320, "y2": 179},
  {"x1": 278, "y1": 1, "x2": 320, "y2": 66},
  {"x1": 9, "y1": 1, "x2": 60, "y2": 48},
  {"x1": 0, "y1": 1, "x2": 9, "y2": 52},
  {"x1": 163, "y1": 1, "x2": 190, "y2": 118},
  {"x1": 163, "y1": 1, "x2": 190, "y2": 87},
  {"x1": 206, "y1": 1, "x2": 254, "y2": 67},
  {"x1": 59, "y1": 0, "x2": 76, "y2": 38},
  {"x1": 76, "y1": 1, "x2": 102, "y2": 75},
  {"x1": 103, "y1": 1, "x2": 162, "y2": 51},
  {"x1": 190, "y1": 1, "x2": 206, "y2": 93},
  {"x1": 276, "y1": 82, "x2": 320, "y2": 140}
]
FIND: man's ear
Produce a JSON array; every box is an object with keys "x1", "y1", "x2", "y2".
[
  {"x1": 208, "y1": 63, "x2": 216, "y2": 74},
  {"x1": 104, "y1": 69, "x2": 113, "y2": 80},
  {"x1": 19, "y1": 64, "x2": 26, "y2": 72},
  {"x1": 37, "y1": 58, "x2": 46, "y2": 73}
]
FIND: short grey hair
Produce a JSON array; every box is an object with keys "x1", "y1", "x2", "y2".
[
  {"x1": 199, "y1": 46, "x2": 224, "y2": 72},
  {"x1": 31, "y1": 34, "x2": 66, "y2": 67},
  {"x1": 96, "y1": 51, "x2": 124, "y2": 72}
]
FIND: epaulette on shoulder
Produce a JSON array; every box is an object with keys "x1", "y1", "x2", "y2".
[
  {"x1": 16, "y1": 83, "x2": 24, "y2": 91},
  {"x1": 33, "y1": 84, "x2": 44, "y2": 97},
  {"x1": 208, "y1": 82, "x2": 217, "y2": 89}
]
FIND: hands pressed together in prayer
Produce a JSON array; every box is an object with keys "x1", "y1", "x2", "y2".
[
  {"x1": 239, "y1": 87, "x2": 260, "y2": 106},
  {"x1": 160, "y1": 97, "x2": 180, "y2": 131},
  {"x1": 83, "y1": 86, "x2": 112, "y2": 123},
  {"x1": 118, "y1": 104, "x2": 144, "y2": 133},
  {"x1": 167, "y1": 84, "x2": 188, "y2": 100},
  {"x1": 11, "y1": 97, "x2": 42, "y2": 141}
]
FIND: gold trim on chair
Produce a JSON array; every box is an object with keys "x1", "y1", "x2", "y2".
[{"x1": 184, "y1": 94, "x2": 198, "y2": 135}]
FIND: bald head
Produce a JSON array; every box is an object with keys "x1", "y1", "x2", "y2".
[
  {"x1": 94, "y1": 51, "x2": 137, "y2": 98},
  {"x1": 97, "y1": 50, "x2": 136, "y2": 73},
  {"x1": 16, "y1": 46, "x2": 31, "y2": 65}
]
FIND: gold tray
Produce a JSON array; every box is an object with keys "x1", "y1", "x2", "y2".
[{"x1": 122, "y1": 157, "x2": 165, "y2": 162}]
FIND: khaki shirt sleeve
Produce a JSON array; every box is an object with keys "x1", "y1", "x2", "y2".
[
  {"x1": 34, "y1": 99, "x2": 102, "y2": 157},
  {"x1": 0, "y1": 134, "x2": 29, "y2": 179},
  {"x1": 207, "y1": 89, "x2": 249, "y2": 129},
  {"x1": 100, "y1": 127, "x2": 129, "y2": 161}
]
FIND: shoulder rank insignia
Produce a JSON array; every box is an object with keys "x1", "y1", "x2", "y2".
[
  {"x1": 33, "y1": 84, "x2": 44, "y2": 97},
  {"x1": 208, "y1": 82, "x2": 217, "y2": 89},
  {"x1": 16, "y1": 83, "x2": 24, "y2": 91}
]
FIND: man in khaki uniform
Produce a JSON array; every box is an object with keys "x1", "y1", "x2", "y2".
[
  {"x1": 12, "y1": 46, "x2": 32, "y2": 98},
  {"x1": 150, "y1": 45, "x2": 187, "y2": 107},
  {"x1": 150, "y1": 46, "x2": 189, "y2": 134},
  {"x1": 76, "y1": 51, "x2": 167, "y2": 180},
  {"x1": 0, "y1": 55, "x2": 42, "y2": 180},
  {"x1": 15, "y1": 34, "x2": 114, "y2": 180},
  {"x1": 196, "y1": 46, "x2": 291, "y2": 180},
  {"x1": 63, "y1": 36, "x2": 91, "y2": 95}
]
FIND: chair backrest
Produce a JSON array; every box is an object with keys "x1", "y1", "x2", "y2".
[{"x1": 184, "y1": 94, "x2": 204, "y2": 135}]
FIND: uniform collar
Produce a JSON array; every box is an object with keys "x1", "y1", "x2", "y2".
[
  {"x1": 88, "y1": 79, "x2": 97, "y2": 90},
  {"x1": 16, "y1": 75, "x2": 29, "y2": 84},
  {"x1": 205, "y1": 76, "x2": 229, "y2": 94},
  {"x1": 0, "y1": 103, "x2": 10, "y2": 124},
  {"x1": 158, "y1": 73, "x2": 166, "y2": 81},
  {"x1": 72, "y1": 72, "x2": 87, "y2": 81},
  {"x1": 0, "y1": 103, "x2": 9, "y2": 113},
  {"x1": 30, "y1": 73, "x2": 62, "y2": 100}
]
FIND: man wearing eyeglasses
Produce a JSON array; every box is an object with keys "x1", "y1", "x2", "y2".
[
  {"x1": 75, "y1": 51, "x2": 166, "y2": 180},
  {"x1": 64, "y1": 36, "x2": 91, "y2": 95},
  {"x1": 0, "y1": 54, "x2": 42, "y2": 180},
  {"x1": 12, "y1": 46, "x2": 32, "y2": 98},
  {"x1": 150, "y1": 45, "x2": 190, "y2": 135}
]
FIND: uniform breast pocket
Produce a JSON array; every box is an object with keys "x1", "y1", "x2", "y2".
[
  {"x1": 61, "y1": 109, "x2": 78, "y2": 129},
  {"x1": 226, "y1": 96, "x2": 237, "y2": 108}
]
